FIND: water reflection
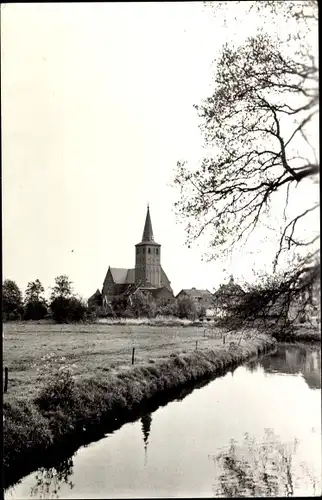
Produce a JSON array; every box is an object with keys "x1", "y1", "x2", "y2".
[
  {"x1": 245, "y1": 359, "x2": 258, "y2": 373},
  {"x1": 212, "y1": 429, "x2": 319, "y2": 497},
  {"x1": 247, "y1": 343, "x2": 321, "y2": 390},
  {"x1": 5, "y1": 343, "x2": 320, "y2": 499},
  {"x1": 141, "y1": 413, "x2": 152, "y2": 466},
  {"x1": 29, "y1": 457, "x2": 74, "y2": 499}
]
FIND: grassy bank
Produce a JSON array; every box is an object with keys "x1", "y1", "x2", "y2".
[
  {"x1": 4, "y1": 333, "x2": 276, "y2": 489},
  {"x1": 279, "y1": 324, "x2": 321, "y2": 343},
  {"x1": 97, "y1": 315, "x2": 207, "y2": 326},
  {"x1": 3, "y1": 322, "x2": 233, "y2": 399}
]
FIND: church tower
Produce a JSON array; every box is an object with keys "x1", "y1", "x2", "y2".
[{"x1": 135, "y1": 205, "x2": 161, "y2": 287}]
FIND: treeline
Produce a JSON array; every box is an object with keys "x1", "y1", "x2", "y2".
[
  {"x1": 106, "y1": 292, "x2": 204, "y2": 321},
  {"x1": 2, "y1": 276, "x2": 88, "y2": 323},
  {"x1": 2, "y1": 276, "x2": 203, "y2": 323}
]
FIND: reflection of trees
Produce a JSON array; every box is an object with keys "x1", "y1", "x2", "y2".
[
  {"x1": 250, "y1": 345, "x2": 321, "y2": 390},
  {"x1": 212, "y1": 429, "x2": 318, "y2": 497},
  {"x1": 30, "y1": 456, "x2": 74, "y2": 499},
  {"x1": 141, "y1": 414, "x2": 152, "y2": 466},
  {"x1": 246, "y1": 360, "x2": 258, "y2": 373}
]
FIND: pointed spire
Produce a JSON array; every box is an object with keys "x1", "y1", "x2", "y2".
[
  {"x1": 142, "y1": 205, "x2": 154, "y2": 242},
  {"x1": 141, "y1": 414, "x2": 152, "y2": 466}
]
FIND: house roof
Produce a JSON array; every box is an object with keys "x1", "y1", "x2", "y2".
[{"x1": 176, "y1": 288, "x2": 213, "y2": 299}]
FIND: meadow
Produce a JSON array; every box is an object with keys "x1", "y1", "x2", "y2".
[
  {"x1": 3, "y1": 320, "x2": 278, "y2": 488},
  {"x1": 3, "y1": 320, "x2": 236, "y2": 400}
]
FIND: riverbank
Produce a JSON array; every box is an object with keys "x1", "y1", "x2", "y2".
[
  {"x1": 4, "y1": 333, "x2": 276, "y2": 489},
  {"x1": 271, "y1": 324, "x2": 320, "y2": 343},
  {"x1": 2, "y1": 322, "x2": 235, "y2": 399}
]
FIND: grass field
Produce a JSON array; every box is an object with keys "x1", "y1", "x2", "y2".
[
  {"x1": 3, "y1": 321, "x2": 241, "y2": 400},
  {"x1": 3, "y1": 321, "x2": 277, "y2": 488}
]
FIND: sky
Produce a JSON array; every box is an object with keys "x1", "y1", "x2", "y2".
[{"x1": 1, "y1": 2, "x2": 319, "y2": 299}]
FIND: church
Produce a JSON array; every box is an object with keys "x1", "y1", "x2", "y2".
[{"x1": 88, "y1": 206, "x2": 173, "y2": 306}]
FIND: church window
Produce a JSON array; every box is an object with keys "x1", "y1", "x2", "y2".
[
  {"x1": 143, "y1": 248, "x2": 145, "y2": 254},
  {"x1": 148, "y1": 248, "x2": 151, "y2": 254},
  {"x1": 156, "y1": 248, "x2": 159, "y2": 255}
]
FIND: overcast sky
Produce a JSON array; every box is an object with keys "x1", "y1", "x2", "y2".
[{"x1": 1, "y1": 2, "x2": 319, "y2": 298}]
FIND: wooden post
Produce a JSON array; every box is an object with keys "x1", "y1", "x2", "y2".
[
  {"x1": 132, "y1": 347, "x2": 135, "y2": 365},
  {"x1": 4, "y1": 367, "x2": 8, "y2": 393}
]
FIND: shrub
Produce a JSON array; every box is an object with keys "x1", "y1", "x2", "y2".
[
  {"x1": 50, "y1": 296, "x2": 87, "y2": 323},
  {"x1": 156, "y1": 298, "x2": 179, "y2": 317},
  {"x1": 111, "y1": 295, "x2": 129, "y2": 317},
  {"x1": 36, "y1": 368, "x2": 77, "y2": 413},
  {"x1": 123, "y1": 307, "x2": 136, "y2": 319},
  {"x1": 3, "y1": 399, "x2": 53, "y2": 469},
  {"x1": 177, "y1": 296, "x2": 197, "y2": 320},
  {"x1": 198, "y1": 306, "x2": 207, "y2": 320},
  {"x1": 90, "y1": 305, "x2": 106, "y2": 318},
  {"x1": 24, "y1": 300, "x2": 48, "y2": 320},
  {"x1": 85, "y1": 306, "x2": 98, "y2": 323},
  {"x1": 129, "y1": 291, "x2": 157, "y2": 318}
]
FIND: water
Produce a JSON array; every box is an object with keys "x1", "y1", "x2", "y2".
[{"x1": 5, "y1": 343, "x2": 321, "y2": 498}]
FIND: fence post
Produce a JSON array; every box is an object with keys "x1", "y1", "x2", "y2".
[
  {"x1": 132, "y1": 347, "x2": 135, "y2": 365},
  {"x1": 4, "y1": 367, "x2": 8, "y2": 393}
]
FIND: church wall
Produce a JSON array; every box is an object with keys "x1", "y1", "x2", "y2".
[
  {"x1": 160, "y1": 271, "x2": 171, "y2": 291},
  {"x1": 152, "y1": 287, "x2": 174, "y2": 302},
  {"x1": 102, "y1": 269, "x2": 115, "y2": 297}
]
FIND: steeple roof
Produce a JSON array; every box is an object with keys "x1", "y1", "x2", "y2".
[{"x1": 142, "y1": 205, "x2": 154, "y2": 242}]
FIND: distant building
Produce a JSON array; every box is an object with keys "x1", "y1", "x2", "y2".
[
  {"x1": 88, "y1": 289, "x2": 102, "y2": 307},
  {"x1": 88, "y1": 206, "x2": 173, "y2": 306},
  {"x1": 176, "y1": 288, "x2": 214, "y2": 312},
  {"x1": 212, "y1": 275, "x2": 245, "y2": 316}
]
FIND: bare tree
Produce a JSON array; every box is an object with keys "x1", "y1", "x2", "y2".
[{"x1": 174, "y1": 1, "x2": 319, "y2": 330}]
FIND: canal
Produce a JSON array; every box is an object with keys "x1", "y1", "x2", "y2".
[{"x1": 5, "y1": 342, "x2": 321, "y2": 498}]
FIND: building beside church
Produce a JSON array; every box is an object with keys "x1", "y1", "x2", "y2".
[
  {"x1": 176, "y1": 288, "x2": 214, "y2": 311},
  {"x1": 88, "y1": 206, "x2": 173, "y2": 306}
]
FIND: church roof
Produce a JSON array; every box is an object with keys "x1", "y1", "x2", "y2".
[
  {"x1": 161, "y1": 268, "x2": 172, "y2": 291},
  {"x1": 142, "y1": 205, "x2": 155, "y2": 242},
  {"x1": 125, "y1": 269, "x2": 135, "y2": 283}
]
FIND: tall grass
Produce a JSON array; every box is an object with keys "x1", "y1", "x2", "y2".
[
  {"x1": 97, "y1": 315, "x2": 204, "y2": 326},
  {"x1": 4, "y1": 334, "x2": 276, "y2": 489}
]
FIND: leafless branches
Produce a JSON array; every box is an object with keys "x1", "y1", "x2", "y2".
[
  {"x1": 174, "y1": 2, "x2": 319, "y2": 328},
  {"x1": 174, "y1": 23, "x2": 319, "y2": 266},
  {"x1": 213, "y1": 259, "x2": 320, "y2": 334}
]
